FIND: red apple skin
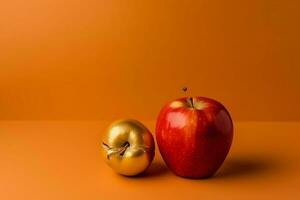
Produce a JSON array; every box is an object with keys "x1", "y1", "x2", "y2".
[{"x1": 156, "y1": 97, "x2": 233, "y2": 178}]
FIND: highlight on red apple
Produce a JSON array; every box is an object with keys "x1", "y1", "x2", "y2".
[{"x1": 155, "y1": 88, "x2": 233, "y2": 178}]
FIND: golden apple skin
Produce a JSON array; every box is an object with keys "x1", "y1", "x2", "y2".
[{"x1": 101, "y1": 119, "x2": 155, "y2": 176}]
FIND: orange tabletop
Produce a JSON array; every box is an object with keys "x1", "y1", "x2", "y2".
[{"x1": 0, "y1": 121, "x2": 299, "y2": 200}]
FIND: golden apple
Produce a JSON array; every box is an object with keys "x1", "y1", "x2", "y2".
[{"x1": 101, "y1": 119, "x2": 155, "y2": 176}]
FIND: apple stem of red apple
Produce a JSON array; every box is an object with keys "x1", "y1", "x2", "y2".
[
  {"x1": 186, "y1": 97, "x2": 194, "y2": 108},
  {"x1": 189, "y1": 97, "x2": 194, "y2": 108},
  {"x1": 182, "y1": 87, "x2": 194, "y2": 108}
]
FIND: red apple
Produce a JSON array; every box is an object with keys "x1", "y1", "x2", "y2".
[{"x1": 156, "y1": 96, "x2": 233, "y2": 178}]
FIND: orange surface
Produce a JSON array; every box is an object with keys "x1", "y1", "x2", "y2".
[
  {"x1": 1, "y1": 0, "x2": 300, "y2": 121},
  {"x1": 0, "y1": 121, "x2": 299, "y2": 200}
]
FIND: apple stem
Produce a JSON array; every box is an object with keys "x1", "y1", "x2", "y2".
[
  {"x1": 102, "y1": 142, "x2": 130, "y2": 159},
  {"x1": 189, "y1": 97, "x2": 194, "y2": 108},
  {"x1": 102, "y1": 142, "x2": 110, "y2": 150},
  {"x1": 182, "y1": 87, "x2": 194, "y2": 108},
  {"x1": 119, "y1": 142, "x2": 130, "y2": 156}
]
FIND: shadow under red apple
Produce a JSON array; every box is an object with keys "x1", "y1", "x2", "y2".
[{"x1": 214, "y1": 155, "x2": 285, "y2": 179}]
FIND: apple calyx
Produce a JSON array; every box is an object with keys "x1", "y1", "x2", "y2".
[{"x1": 102, "y1": 142, "x2": 130, "y2": 160}]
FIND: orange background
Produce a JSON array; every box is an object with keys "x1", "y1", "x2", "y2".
[
  {"x1": 0, "y1": 0, "x2": 299, "y2": 121},
  {"x1": 1, "y1": 2, "x2": 300, "y2": 199}
]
